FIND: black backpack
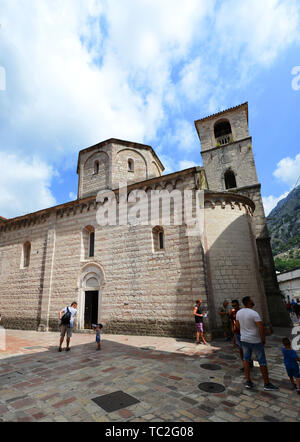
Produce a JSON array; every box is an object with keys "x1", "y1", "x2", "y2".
[{"x1": 61, "y1": 307, "x2": 71, "y2": 326}]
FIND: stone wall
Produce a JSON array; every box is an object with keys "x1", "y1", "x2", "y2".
[
  {"x1": 78, "y1": 140, "x2": 164, "y2": 199},
  {"x1": 237, "y1": 186, "x2": 292, "y2": 327},
  {"x1": 80, "y1": 151, "x2": 110, "y2": 199},
  {"x1": 0, "y1": 215, "x2": 51, "y2": 330},
  {"x1": 0, "y1": 171, "x2": 208, "y2": 338},
  {"x1": 202, "y1": 193, "x2": 271, "y2": 332},
  {"x1": 114, "y1": 148, "x2": 148, "y2": 186},
  {"x1": 201, "y1": 138, "x2": 258, "y2": 192},
  {"x1": 0, "y1": 163, "x2": 278, "y2": 336}
]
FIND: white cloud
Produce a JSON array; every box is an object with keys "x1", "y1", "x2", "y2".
[
  {"x1": 177, "y1": 0, "x2": 300, "y2": 113},
  {"x1": 179, "y1": 160, "x2": 199, "y2": 171},
  {"x1": 263, "y1": 152, "x2": 300, "y2": 215},
  {"x1": 0, "y1": 152, "x2": 56, "y2": 219},
  {"x1": 1, "y1": 0, "x2": 299, "y2": 157},
  {"x1": 273, "y1": 153, "x2": 300, "y2": 187},
  {"x1": 69, "y1": 192, "x2": 77, "y2": 201},
  {"x1": 166, "y1": 120, "x2": 199, "y2": 153},
  {"x1": 215, "y1": 0, "x2": 299, "y2": 66},
  {"x1": 0, "y1": 0, "x2": 214, "y2": 163},
  {"x1": 0, "y1": 0, "x2": 300, "y2": 216},
  {"x1": 158, "y1": 153, "x2": 177, "y2": 176},
  {"x1": 263, "y1": 192, "x2": 289, "y2": 216}
]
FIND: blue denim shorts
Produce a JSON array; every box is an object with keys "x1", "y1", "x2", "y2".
[
  {"x1": 241, "y1": 341, "x2": 267, "y2": 366},
  {"x1": 286, "y1": 365, "x2": 300, "y2": 379},
  {"x1": 234, "y1": 333, "x2": 242, "y2": 349}
]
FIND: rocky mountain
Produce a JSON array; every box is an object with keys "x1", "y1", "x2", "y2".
[{"x1": 267, "y1": 185, "x2": 300, "y2": 272}]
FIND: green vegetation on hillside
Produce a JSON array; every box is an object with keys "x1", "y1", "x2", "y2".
[
  {"x1": 267, "y1": 185, "x2": 300, "y2": 273},
  {"x1": 274, "y1": 257, "x2": 300, "y2": 273}
]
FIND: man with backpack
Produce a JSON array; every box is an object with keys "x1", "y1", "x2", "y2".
[{"x1": 58, "y1": 302, "x2": 78, "y2": 352}]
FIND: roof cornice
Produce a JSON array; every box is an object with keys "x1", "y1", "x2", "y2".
[{"x1": 195, "y1": 102, "x2": 249, "y2": 125}]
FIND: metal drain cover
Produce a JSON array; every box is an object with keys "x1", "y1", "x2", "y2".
[
  {"x1": 198, "y1": 383, "x2": 226, "y2": 394},
  {"x1": 218, "y1": 354, "x2": 237, "y2": 361},
  {"x1": 140, "y1": 347, "x2": 156, "y2": 351},
  {"x1": 92, "y1": 391, "x2": 140, "y2": 413},
  {"x1": 201, "y1": 364, "x2": 222, "y2": 371}
]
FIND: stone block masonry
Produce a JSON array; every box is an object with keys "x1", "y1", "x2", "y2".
[{"x1": 0, "y1": 103, "x2": 282, "y2": 335}]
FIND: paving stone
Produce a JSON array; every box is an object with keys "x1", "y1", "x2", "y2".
[
  {"x1": 11, "y1": 398, "x2": 36, "y2": 409},
  {"x1": 177, "y1": 409, "x2": 195, "y2": 420},
  {"x1": 263, "y1": 415, "x2": 280, "y2": 423},
  {"x1": 214, "y1": 411, "x2": 241, "y2": 422},
  {"x1": 199, "y1": 405, "x2": 215, "y2": 414},
  {"x1": 281, "y1": 409, "x2": 298, "y2": 418},
  {"x1": 52, "y1": 397, "x2": 77, "y2": 408},
  {"x1": 209, "y1": 416, "x2": 227, "y2": 422},
  {"x1": 234, "y1": 412, "x2": 249, "y2": 419},
  {"x1": 181, "y1": 397, "x2": 199, "y2": 406},
  {"x1": 1, "y1": 330, "x2": 299, "y2": 423},
  {"x1": 222, "y1": 401, "x2": 236, "y2": 408}
]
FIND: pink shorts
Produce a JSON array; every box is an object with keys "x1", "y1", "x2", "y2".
[{"x1": 196, "y1": 323, "x2": 204, "y2": 332}]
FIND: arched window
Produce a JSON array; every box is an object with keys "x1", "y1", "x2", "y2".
[
  {"x1": 224, "y1": 170, "x2": 237, "y2": 190},
  {"x1": 94, "y1": 161, "x2": 99, "y2": 175},
  {"x1": 153, "y1": 226, "x2": 164, "y2": 252},
  {"x1": 89, "y1": 230, "x2": 95, "y2": 258},
  {"x1": 82, "y1": 226, "x2": 95, "y2": 260},
  {"x1": 214, "y1": 120, "x2": 232, "y2": 145},
  {"x1": 23, "y1": 241, "x2": 31, "y2": 268},
  {"x1": 128, "y1": 159, "x2": 134, "y2": 172}
]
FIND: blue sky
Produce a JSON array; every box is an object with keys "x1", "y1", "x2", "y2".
[{"x1": 0, "y1": 0, "x2": 299, "y2": 219}]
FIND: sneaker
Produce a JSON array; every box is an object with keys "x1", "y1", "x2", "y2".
[
  {"x1": 58, "y1": 347, "x2": 62, "y2": 352},
  {"x1": 292, "y1": 383, "x2": 297, "y2": 390},
  {"x1": 264, "y1": 383, "x2": 279, "y2": 391},
  {"x1": 66, "y1": 348, "x2": 71, "y2": 352},
  {"x1": 245, "y1": 381, "x2": 255, "y2": 389}
]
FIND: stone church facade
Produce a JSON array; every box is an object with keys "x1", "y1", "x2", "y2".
[{"x1": 0, "y1": 103, "x2": 290, "y2": 338}]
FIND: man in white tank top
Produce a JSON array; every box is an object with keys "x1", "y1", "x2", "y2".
[{"x1": 236, "y1": 297, "x2": 279, "y2": 392}]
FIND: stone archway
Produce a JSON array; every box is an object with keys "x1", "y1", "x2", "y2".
[{"x1": 78, "y1": 263, "x2": 106, "y2": 330}]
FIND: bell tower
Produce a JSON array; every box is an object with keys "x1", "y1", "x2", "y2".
[{"x1": 195, "y1": 103, "x2": 291, "y2": 327}]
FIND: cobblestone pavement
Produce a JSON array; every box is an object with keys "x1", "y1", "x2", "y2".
[{"x1": 0, "y1": 328, "x2": 299, "y2": 422}]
